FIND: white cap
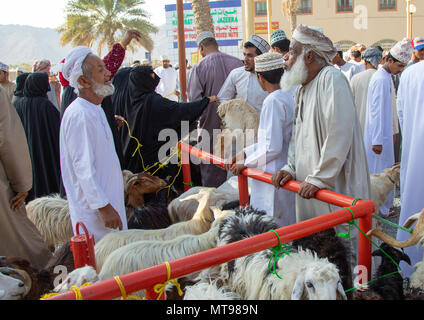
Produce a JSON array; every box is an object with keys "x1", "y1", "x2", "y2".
[
  {"x1": 160, "y1": 55, "x2": 170, "y2": 61},
  {"x1": 390, "y1": 38, "x2": 414, "y2": 64},
  {"x1": 196, "y1": 31, "x2": 215, "y2": 46},
  {"x1": 0, "y1": 62, "x2": 9, "y2": 73},
  {"x1": 248, "y1": 34, "x2": 270, "y2": 54},
  {"x1": 334, "y1": 44, "x2": 342, "y2": 52},
  {"x1": 255, "y1": 52, "x2": 285, "y2": 72}
]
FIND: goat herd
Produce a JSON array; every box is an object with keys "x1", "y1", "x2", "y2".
[{"x1": 1, "y1": 159, "x2": 424, "y2": 301}]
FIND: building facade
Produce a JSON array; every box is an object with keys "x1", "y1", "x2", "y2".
[{"x1": 244, "y1": 0, "x2": 424, "y2": 50}]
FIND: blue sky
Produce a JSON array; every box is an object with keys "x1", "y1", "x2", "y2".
[{"x1": 1, "y1": 0, "x2": 168, "y2": 28}]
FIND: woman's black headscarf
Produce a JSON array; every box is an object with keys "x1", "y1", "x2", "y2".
[
  {"x1": 123, "y1": 66, "x2": 210, "y2": 178},
  {"x1": 14, "y1": 72, "x2": 61, "y2": 202},
  {"x1": 112, "y1": 67, "x2": 132, "y2": 117},
  {"x1": 23, "y1": 72, "x2": 51, "y2": 98},
  {"x1": 12, "y1": 72, "x2": 31, "y2": 106}
]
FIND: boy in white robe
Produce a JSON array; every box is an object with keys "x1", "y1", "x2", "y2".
[
  {"x1": 227, "y1": 52, "x2": 296, "y2": 227},
  {"x1": 363, "y1": 39, "x2": 413, "y2": 217}
]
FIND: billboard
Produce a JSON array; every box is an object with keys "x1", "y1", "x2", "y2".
[{"x1": 164, "y1": 0, "x2": 243, "y2": 66}]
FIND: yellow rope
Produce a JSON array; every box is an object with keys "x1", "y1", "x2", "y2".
[
  {"x1": 114, "y1": 276, "x2": 143, "y2": 300},
  {"x1": 163, "y1": 91, "x2": 180, "y2": 102},
  {"x1": 153, "y1": 261, "x2": 183, "y2": 300},
  {"x1": 40, "y1": 282, "x2": 92, "y2": 300}
]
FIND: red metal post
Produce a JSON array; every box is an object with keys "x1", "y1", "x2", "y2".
[
  {"x1": 176, "y1": 0, "x2": 187, "y2": 102},
  {"x1": 358, "y1": 209, "x2": 373, "y2": 281},
  {"x1": 238, "y1": 175, "x2": 250, "y2": 207},
  {"x1": 179, "y1": 142, "x2": 192, "y2": 191}
]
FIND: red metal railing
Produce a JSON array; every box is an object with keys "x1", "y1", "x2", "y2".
[{"x1": 47, "y1": 143, "x2": 374, "y2": 300}]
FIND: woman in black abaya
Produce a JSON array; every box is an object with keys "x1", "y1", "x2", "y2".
[
  {"x1": 123, "y1": 66, "x2": 217, "y2": 182},
  {"x1": 14, "y1": 72, "x2": 61, "y2": 201}
]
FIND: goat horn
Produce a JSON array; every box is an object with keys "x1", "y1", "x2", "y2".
[
  {"x1": 367, "y1": 209, "x2": 424, "y2": 248},
  {"x1": 403, "y1": 211, "x2": 422, "y2": 229}
]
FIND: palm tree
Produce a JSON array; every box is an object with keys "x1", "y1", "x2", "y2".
[
  {"x1": 191, "y1": 0, "x2": 215, "y2": 35},
  {"x1": 58, "y1": 0, "x2": 158, "y2": 55},
  {"x1": 281, "y1": 0, "x2": 300, "y2": 35}
]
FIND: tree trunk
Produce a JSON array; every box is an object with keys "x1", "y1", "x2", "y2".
[
  {"x1": 290, "y1": 14, "x2": 297, "y2": 34},
  {"x1": 192, "y1": 0, "x2": 215, "y2": 35}
]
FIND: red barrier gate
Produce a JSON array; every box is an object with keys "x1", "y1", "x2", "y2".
[{"x1": 47, "y1": 143, "x2": 374, "y2": 300}]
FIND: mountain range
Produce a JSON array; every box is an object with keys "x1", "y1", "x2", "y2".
[{"x1": 0, "y1": 24, "x2": 167, "y2": 67}]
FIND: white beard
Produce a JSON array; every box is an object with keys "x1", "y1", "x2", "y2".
[
  {"x1": 92, "y1": 82, "x2": 115, "y2": 97},
  {"x1": 280, "y1": 52, "x2": 308, "y2": 92}
]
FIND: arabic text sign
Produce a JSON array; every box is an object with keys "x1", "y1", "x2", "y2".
[
  {"x1": 165, "y1": 0, "x2": 242, "y2": 47},
  {"x1": 254, "y1": 22, "x2": 280, "y2": 35}
]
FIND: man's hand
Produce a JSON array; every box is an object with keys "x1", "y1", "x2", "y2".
[
  {"x1": 372, "y1": 145, "x2": 383, "y2": 155},
  {"x1": 115, "y1": 115, "x2": 125, "y2": 130},
  {"x1": 298, "y1": 182, "x2": 320, "y2": 199},
  {"x1": 208, "y1": 96, "x2": 219, "y2": 104},
  {"x1": 231, "y1": 164, "x2": 246, "y2": 176},
  {"x1": 99, "y1": 204, "x2": 123, "y2": 230},
  {"x1": 224, "y1": 151, "x2": 245, "y2": 171},
  {"x1": 272, "y1": 170, "x2": 293, "y2": 189},
  {"x1": 10, "y1": 192, "x2": 28, "y2": 211},
  {"x1": 121, "y1": 30, "x2": 142, "y2": 49}
]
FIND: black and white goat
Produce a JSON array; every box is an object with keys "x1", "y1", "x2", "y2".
[{"x1": 213, "y1": 207, "x2": 346, "y2": 300}]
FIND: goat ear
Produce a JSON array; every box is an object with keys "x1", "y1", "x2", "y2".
[
  {"x1": 337, "y1": 281, "x2": 347, "y2": 300},
  {"x1": 291, "y1": 276, "x2": 305, "y2": 300}
]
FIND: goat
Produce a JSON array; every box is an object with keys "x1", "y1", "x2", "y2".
[
  {"x1": 183, "y1": 278, "x2": 241, "y2": 300},
  {"x1": 43, "y1": 241, "x2": 75, "y2": 275},
  {"x1": 97, "y1": 216, "x2": 227, "y2": 299},
  {"x1": 353, "y1": 243, "x2": 411, "y2": 300},
  {"x1": 53, "y1": 265, "x2": 99, "y2": 294},
  {"x1": 370, "y1": 163, "x2": 400, "y2": 218},
  {"x1": 0, "y1": 256, "x2": 53, "y2": 300},
  {"x1": 215, "y1": 207, "x2": 346, "y2": 300},
  {"x1": 292, "y1": 228, "x2": 353, "y2": 299},
  {"x1": 94, "y1": 189, "x2": 218, "y2": 272},
  {"x1": 127, "y1": 203, "x2": 171, "y2": 230},
  {"x1": 0, "y1": 270, "x2": 27, "y2": 300},
  {"x1": 26, "y1": 170, "x2": 168, "y2": 250},
  {"x1": 214, "y1": 99, "x2": 259, "y2": 159},
  {"x1": 168, "y1": 176, "x2": 250, "y2": 223}
]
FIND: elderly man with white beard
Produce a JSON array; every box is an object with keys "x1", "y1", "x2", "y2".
[
  {"x1": 272, "y1": 25, "x2": 371, "y2": 270},
  {"x1": 60, "y1": 47, "x2": 127, "y2": 242}
]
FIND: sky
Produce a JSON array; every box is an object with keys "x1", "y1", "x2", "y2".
[{"x1": 1, "y1": 0, "x2": 169, "y2": 28}]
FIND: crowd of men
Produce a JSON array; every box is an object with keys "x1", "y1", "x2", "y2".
[{"x1": 0, "y1": 25, "x2": 423, "y2": 280}]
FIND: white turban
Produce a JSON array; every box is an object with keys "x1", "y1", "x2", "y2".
[
  {"x1": 292, "y1": 24, "x2": 337, "y2": 65},
  {"x1": 61, "y1": 46, "x2": 93, "y2": 94}
]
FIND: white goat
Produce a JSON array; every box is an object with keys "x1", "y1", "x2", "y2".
[
  {"x1": 53, "y1": 265, "x2": 99, "y2": 294},
  {"x1": 26, "y1": 195, "x2": 72, "y2": 251},
  {"x1": 0, "y1": 271, "x2": 26, "y2": 300},
  {"x1": 183, "y1": 278, "x2": 241, "y2": 300},
  {"x1": 168, "y1": 176, "x2": 251, "y2": 223},
  {"x1": 214, "y1": 99, "x2": 259, "y2": 159},
  {"x1": 95, "y1": 189, "x2": 217, "y2": 272},
  {"x1": 98, "y1": 217, "x2": 225, "y2": 294},
  {"x1": 370, "y1": 163, "x2": 400, "y2": 216}
]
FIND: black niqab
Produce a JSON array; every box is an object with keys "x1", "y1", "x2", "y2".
[{"x1": 14, "y1": 72, "x2": 61, "y2": 201}]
